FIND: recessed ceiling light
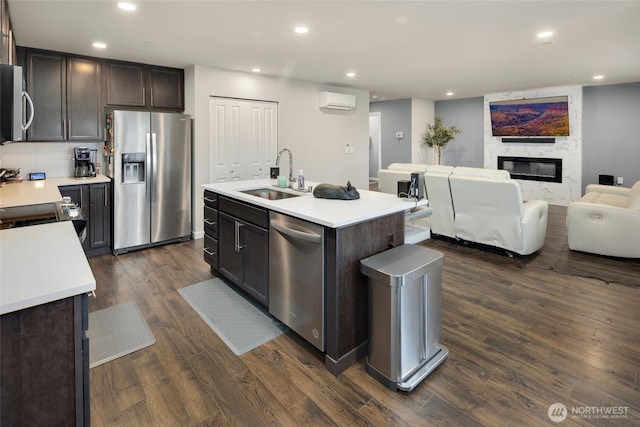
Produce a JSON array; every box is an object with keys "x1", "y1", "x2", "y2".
[
  {"x1": 251, "y1": 68, "x2": 261, "y2": 73},
  {"x1": 294, "y1": 26, "x2": 309, "y2": 34},
  {"x1": 118, "y1": 2, "x2": 136, "y2": 11},
  {"x1": 446, "y1": 92, "x2": 454, "y2": 96},
  {"x1": 537, "y1": 31, "x2": 554, "y2": 39},
  {"x1": 593, "y1": 75, "x2": 604, "y2": 80},
  {"x1": 346, "y1": 72, "x2": 356, "y2": 78},
  {"x1": 92, "y1": 42, "x2": 107, "y2": 49},
  {"x1": 372, "y1": 95, "x2": 378, "y2": 99}
]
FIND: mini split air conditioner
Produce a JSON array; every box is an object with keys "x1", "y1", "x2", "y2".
[{"x1": 319, "y1": 91, "x2": 357, "y2": 110}]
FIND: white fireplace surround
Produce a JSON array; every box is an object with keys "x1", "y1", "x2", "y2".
[{"x1": 484, "y1": 86, "x2": 582, "y2": 206}]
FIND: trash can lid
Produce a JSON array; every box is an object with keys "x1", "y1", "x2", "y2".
[{"x1": 360, "y1": 244, "x2": 444, "y2": 287}]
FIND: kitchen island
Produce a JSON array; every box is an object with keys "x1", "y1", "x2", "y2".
[{"x1": 202, "y1": 179, "x2": 422, "y2": 374}]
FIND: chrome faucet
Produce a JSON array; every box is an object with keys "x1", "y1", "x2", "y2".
[{"x1": 275, "y1": 148, "x2": 294, "y2": 183}]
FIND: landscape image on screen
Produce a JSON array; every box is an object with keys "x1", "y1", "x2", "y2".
[{"x1": 490, "y1": 96, "x2": 570, "y2": 137}]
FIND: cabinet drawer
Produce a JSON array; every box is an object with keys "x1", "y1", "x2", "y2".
[
  {"x1": 204, "y1": 234, "x2": 218, "y2": 270},
  {"x1": 219, "y1": 196, "x2": 268, "y2": 229},
  {"x1": 204, "y1": 206, "x2": 218, "y2": 238},
  {"x1": 203, "y1": 190, "x2": 217, "y2": 208}
]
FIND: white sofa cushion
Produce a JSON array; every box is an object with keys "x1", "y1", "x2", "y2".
[
  {"x1": 580, "y1": 192, "x2": 629, "y2": 208},
  {"x1": 424, "y1": 165, "x2": 455, "y2": 238},
  {"x1": 387, "y1": 163, "x2": 429, "y2": 172},
  {"x1": 451, "y1": 166, "x2": 511, "y2": 180}
]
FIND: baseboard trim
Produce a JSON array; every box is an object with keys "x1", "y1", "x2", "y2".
[{"x1": 324, "y1": 340, "x2": 368, "y2": 376}]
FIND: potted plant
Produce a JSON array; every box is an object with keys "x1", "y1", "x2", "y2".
[{"x1": 422, "y1": 116, "x2": 461, "y2": 165}]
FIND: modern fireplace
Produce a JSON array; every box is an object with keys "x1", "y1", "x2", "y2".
[{"x1": 497, "y1": 156, "x2": 562, "y2": 183}]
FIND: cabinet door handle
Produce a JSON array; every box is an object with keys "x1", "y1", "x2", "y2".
[
  {"x1": 68, "y1": 119, "x2": 71, "y2": 138},
  {"x1": 204, "y1": 248, "x2": 216, "y2": 256},
  {"x1": 142, "y1": 87, "x2": 145, "y2": 105},
  {"x1": 203, "y1": 219, "x2": 216, "y2": 226},
  {"x1": 234, "y1": 221, "x2": 244, "y2": 252},
  {"x1": 150, "y1": 88, "x2": 154, "y2": 106},
  {"x1": 104, "y1": 186, "x2": 108, "y2": 207}
]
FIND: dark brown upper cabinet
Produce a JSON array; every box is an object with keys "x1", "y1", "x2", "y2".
[
  {"x1": 106, "y1": 61, "x2": 183, "y2": 110},
  {"x1": 24, "y1": 49, "x2": 102, "y2": 142}
]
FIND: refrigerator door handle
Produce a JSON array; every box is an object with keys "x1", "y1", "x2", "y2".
[
  {"x1": 151, "y1": 132, "x2": 158, "y2": 202},
  {"x1": 145, "y1": 133, "x2": 152, "y2": 203}
]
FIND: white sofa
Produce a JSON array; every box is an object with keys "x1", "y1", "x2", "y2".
[
  {"x1": 424, "y1": 165, "x2": 455, "y2": 238},
  {"x1": 377, "y1": 163, "x2": 429, "y2": 196},
  {"x1": 567, "y1": 181, "x2": 640, "y2": 258},
  {"x1": 448, "y1": 167, "x2": 549, "y2": 255}
]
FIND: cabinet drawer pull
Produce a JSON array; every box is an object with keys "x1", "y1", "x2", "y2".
[
  {"x1": 203, "y1": 196, "x2": 216, "y2": 203},
  {"x1": 203, "y1": 219, "x2": 217, "y2": 226},
  {"x1": 204, "y1": 248, "x2": 216, "y2": 256}
]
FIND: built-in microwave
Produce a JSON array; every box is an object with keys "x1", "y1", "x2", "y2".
[{"x1": 0, "y1": 64, "x2": 34, "y2": 144}]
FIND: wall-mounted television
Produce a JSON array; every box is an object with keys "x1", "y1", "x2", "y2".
[{"x1": 489, "y1": 96, "x2": 570, "y2": 138}]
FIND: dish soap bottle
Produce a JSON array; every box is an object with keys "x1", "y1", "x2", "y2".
[{"x1": 297, "y1": 170, "x2": 305, "y2": 190}]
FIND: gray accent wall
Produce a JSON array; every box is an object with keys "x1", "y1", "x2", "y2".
[
  {"x1": 435, "y1": 97, "x2": 484, "y2": 167},
  {"x1": 583, "y1": 82, "x2": 640, "y2": 192},
  {"x1": 435, "y1": 83, "x2": 640, "y2": 191},
  {"x1": 370, "y1": 99, "x2": 412, "y2": 168}
]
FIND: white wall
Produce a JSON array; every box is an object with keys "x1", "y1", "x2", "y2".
[
  {"x1": 187, "y1": 64, "x2": 370, "y2": 237},
  {"x1": 411, "y1": 98, "x2": 435, "y2": 164},
  {"x1": 484, "y1": 86, "x2": 582, "y2": 206}
]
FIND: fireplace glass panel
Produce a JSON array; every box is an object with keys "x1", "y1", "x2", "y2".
[{"x1": 498, "y1": 156, "x2": 562, "y2": 183}]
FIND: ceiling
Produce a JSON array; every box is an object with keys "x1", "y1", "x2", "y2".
[{"x1": 8, "y1": 0, "x2": 640, "y2": 101}]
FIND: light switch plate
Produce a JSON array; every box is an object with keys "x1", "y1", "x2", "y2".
[{"x1": 395, "y1": 131, "x2": 404, "y2": 139}]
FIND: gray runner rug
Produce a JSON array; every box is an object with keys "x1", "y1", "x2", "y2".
[
  {"x1": 179, "y1": 278, "x2": 287, "y2": 355},
  {"x1": 87, "y1": 301, "x2": 156, "y2": 368}
]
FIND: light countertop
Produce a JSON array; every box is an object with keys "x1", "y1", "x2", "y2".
[
  {"x1": 203, "y1": 179, "x2": 426, "y2": 228},
  {"x1": 0, "y1": 221, "x2": 96, "y2": 315},
  {"x1": 0, "y1": 175, "x2": 110, "y2": 208}
]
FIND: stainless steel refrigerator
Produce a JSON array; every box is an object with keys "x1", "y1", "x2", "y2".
[{"x1": 108, "y1": 110, "x2": 191, "y2": 254}]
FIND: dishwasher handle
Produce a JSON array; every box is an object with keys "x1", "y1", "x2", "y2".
[{"x1": 270, "y1": 220, "x2": 322, "y2": 243}]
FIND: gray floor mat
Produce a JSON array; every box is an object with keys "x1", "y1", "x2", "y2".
[
  {"x1": 179, "y1": 278, "x2": 287, "y2": 355},
  {"x1": 87, "y1": 301, "x2": 156, "y2": 368}
]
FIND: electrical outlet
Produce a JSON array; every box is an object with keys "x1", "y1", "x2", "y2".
[
  {"x1": 617, "y1": 176, "x2": 624, "y2": 185},
  {"x1": 387, "y1": 233, "x2": 396, "y2": 248},
  {"x1": 349, "y1": 146, "x2": 355, "y2": 154},
  {"x1": 345, "y1": 144, "x2": 350, "y2": 154}
]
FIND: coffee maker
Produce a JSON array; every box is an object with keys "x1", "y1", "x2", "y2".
[{"x1": 74, "y1": 147, "x2": 96, "y2": 178}]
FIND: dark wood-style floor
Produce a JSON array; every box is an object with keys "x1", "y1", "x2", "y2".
[{"x1": 88, "y1": 205, "x2": 639, "y2": 426}]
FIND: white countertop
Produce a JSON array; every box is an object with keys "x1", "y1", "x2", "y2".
[
  {"x1": 0, "y1": 221, "x2": 96, "y2": 315},
  {"x1": 203, "y1": 179, "x2": 425, "y2": 228},
  {"x1": 0, "y1": 175, "x2": 111, "y2": 208}
]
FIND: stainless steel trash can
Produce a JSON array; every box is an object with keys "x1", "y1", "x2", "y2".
[{"x1": 360, "y1": 244, "x2": 448, "y2": 391}]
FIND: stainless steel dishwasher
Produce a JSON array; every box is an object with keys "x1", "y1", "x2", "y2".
[{"x1": 269, "y1": 211, "x2": 325, "y2": 351}]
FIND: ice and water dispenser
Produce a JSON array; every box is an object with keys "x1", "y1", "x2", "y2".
[{"x1": 121, "y1": 153, "x2": 145, "y2": 183}]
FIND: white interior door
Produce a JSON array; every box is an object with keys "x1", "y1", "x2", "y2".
[{"x1": 209, "y1": 97, "x2": 278, "y2": 182}]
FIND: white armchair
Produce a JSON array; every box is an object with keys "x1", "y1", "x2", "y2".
[
  {"x1": 567, "y1": 181, "x2": 640, "y2": 258},
  {"x1": 448, "y1": 167, "x2": 549, "y2": 255}
]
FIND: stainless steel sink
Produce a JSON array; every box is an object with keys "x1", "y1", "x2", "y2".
[{"x1": 240, "y1": 188, "x2": 301, "y2": 200}]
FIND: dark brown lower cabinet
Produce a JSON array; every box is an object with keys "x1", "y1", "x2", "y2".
[
  {"x1": 215, "y1": 196, "x2": 269, "y2": 307},
  {"x1": 59, "y1": 182, "x2": 111, "y2": 257},
  {"x1": 1, "y1": 294, "x2": 89, "y2": 426}
]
